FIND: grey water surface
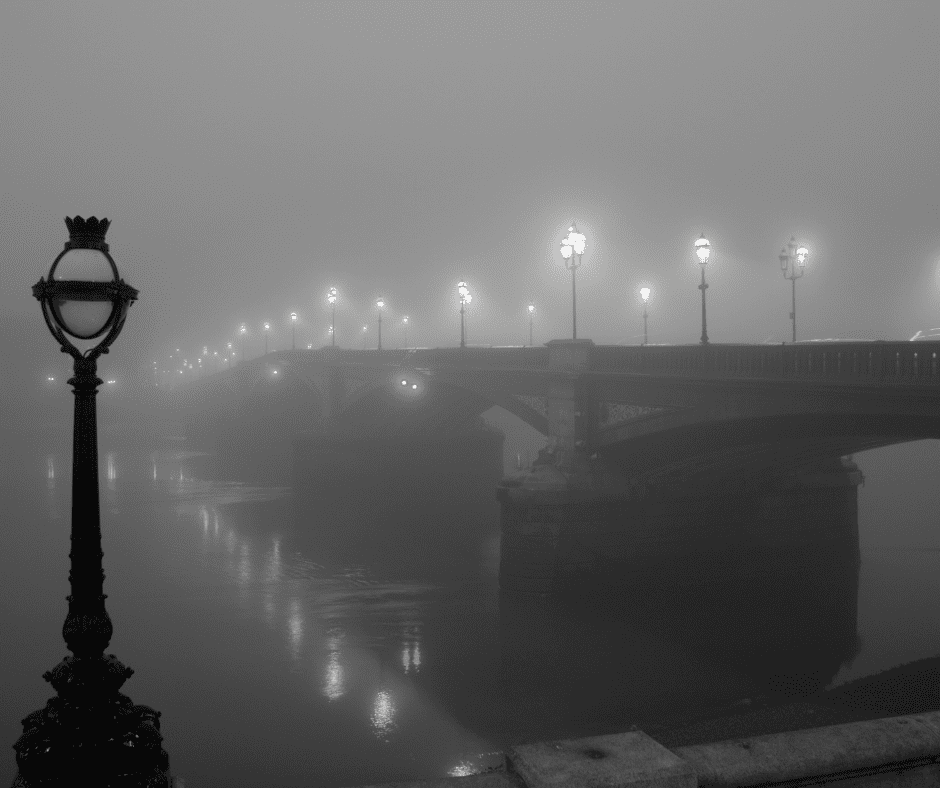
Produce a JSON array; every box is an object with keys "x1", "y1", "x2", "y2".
[{"x1": 3, "y1": 434, "x2": 940, "y2": 788}]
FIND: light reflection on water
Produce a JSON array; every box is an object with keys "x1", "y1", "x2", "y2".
[
  {"x1": 323, "y1": 633, "x2": 346, "y2": 701},
  {"x1": 371, "y1": 688, "x2": 397, "y2": 739}
]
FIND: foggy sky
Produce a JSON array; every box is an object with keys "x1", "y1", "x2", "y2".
[{"x1": 2, "y1": 1, "x2": 940, "y2": 384}]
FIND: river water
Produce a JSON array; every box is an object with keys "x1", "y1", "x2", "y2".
[{"x1": 3, "y1": 432, "x2": 940, "y2": 788}]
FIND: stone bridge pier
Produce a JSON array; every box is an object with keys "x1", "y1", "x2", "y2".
[{"x1": 497, "y1": 340, "x2": 864, "y2": 597}]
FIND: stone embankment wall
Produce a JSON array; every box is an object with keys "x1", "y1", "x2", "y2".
[{"x1": 354, "y1": 711, "x2": 940, "y2": 788}]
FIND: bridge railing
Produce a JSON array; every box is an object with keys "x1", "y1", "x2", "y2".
[
  {"x1": 589, "y1": 342, "x2": 940, "y2": 385},
  {"x1": 408, "y1": 347, "x2": 551, "y2": 370}
]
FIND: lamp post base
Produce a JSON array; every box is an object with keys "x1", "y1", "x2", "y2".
[{"x1": 11, "y1": 654, "x2": 171, "y2": 788}]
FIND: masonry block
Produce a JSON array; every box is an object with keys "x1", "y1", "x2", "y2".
[{"x1": 508, "y1": 731, "x2": 697, "y2": 788}]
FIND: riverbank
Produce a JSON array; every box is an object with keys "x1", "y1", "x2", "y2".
[{"x1": 638, "y1": 651, "x2": 940, "y2": 749}]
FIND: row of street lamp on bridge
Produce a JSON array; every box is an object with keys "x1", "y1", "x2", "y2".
[{"x1": 171, "y1": 225, "x2": 810, "y2": 378}]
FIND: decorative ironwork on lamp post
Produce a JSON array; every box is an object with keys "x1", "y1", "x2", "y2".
[
  {"x1": 694, "y1": 232, "x2": 711, "y2": 345},
  {"x1": 560, "y1": 222, "x2": 586, "y2": 340},
  {"x1": 779, "y1": 237, "x2": 809, "y2": 343},
  {"x1": 640, "y1": 287, "x2": 650, "y2": 345},
  {"x1": 20, "y1": 216, "x2": 172, "y2": 786},
  {"x1": 457, "y1": 281, "x2": 472, "y2": 348}
]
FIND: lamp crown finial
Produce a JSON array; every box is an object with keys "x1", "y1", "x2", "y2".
[{"x1": 64, "y1": 216, "x2": 110, "y2": 251}]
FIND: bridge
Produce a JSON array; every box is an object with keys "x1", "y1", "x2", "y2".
[{"x1": 175, "y1": 339, "x2": 940, "y2": 593}]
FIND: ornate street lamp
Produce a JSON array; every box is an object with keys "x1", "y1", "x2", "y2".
[
  {"x1": 640, "y1": 287, "x2": 651, "y2": 345},
  {"x1": 376, "y1": 298, "x2": 385, "y2": 350},
  {"x1": 290, "y1": 311, "x2": 298, "y2": 350},
  {"x1": 402, "y1": 315, "x2": 410, "y2": 349},
  {"x1": 23, "y1": 216, "x2": 171, "y2": 786},
  {"x1": 560, "y1": 222, "x2": 587, "y2": 339},
  {"x1": 239, "y1": 323, "x2": 247, "y2": 363},
  {"x1": 527, "y1": 302, "x2": 535, "y2": 347},
  {"x1": 457, "y1": 281, "x2": 472, "y2": 348},
  {"x1": 327, "y1": 287, "x2": 337, "y2": 347},
  {"x1": 262, "y1": 321, "x2": 271, "y2": 355},
  {"x1": 694, "y1": 232, "x2": 711, "y2": 345},
  {"x1": 779, "y1": 237, "x2": 809, "y2": 343}
]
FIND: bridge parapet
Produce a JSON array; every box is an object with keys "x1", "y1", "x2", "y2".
[{"x1": 589, "y1": 341, "x2": 940, "y2": 385}]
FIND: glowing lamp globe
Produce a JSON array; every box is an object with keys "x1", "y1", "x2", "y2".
[
  {"x1": 694, "y1": 233, "x2": 711, "y2": 265},
  {"x1": 291, "y1": 311, "x2": 298, "y2": 322},
  {"x1": 377, "y1": 299, "x2": 385, "y2": 309},
  {"x1": 528, "y1": 303, "x2": 535, "y2": 314},
  {"x1": 640, "y1": 287, "x2": 651, "y2": 303},
  {"x1": 797, "y1": 246, "x2": 809, "y2": 266},
  {"x1": 328, "y1": 287, "x2": 337, "y2": 305},
  {"x1": 33, "y1": 217, "x2": 138, "y2": 346}
]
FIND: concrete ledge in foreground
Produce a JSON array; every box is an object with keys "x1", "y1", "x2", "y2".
[{"x1": 352, "y1": 710, "x2": 940, "y2": 788}]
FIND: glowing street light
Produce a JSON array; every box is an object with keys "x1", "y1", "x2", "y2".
[
  {"x1": 527, "y1": 302, "x2": 535, "y2": 347},
  {"x1": 457, "y1": 281, "x2": 472, "y2": 348},
  {"x1": 290, "y1": 311, "x2": 298, "y2": 350},
  {"x1": 694, "y1": 233, "x2": 711, "y2": 345},
  {"x1": 402, "y1": 315, "x2": 410, "y2": 349},
  {"x1": 25, "y1": 216, "x2": 171, "y2": 784},
  {"x1": 779, "y1": 237, "x2": 809, "y2": 343},
  {"x1": 327, "y1": 287, "x2": 337, "y2": 347},
  {"x1": 262, "y1": 321, "x2": 271, "y2": 355},
  {"x1": 560, "y1": 222, "x2": 587, "y2": 339},
  {"x1": 640, "y1": 287, "x2": 651, "y2": 345},
  {"x1": 376, "y1": 298, "x2": 385, "y2": 350}
]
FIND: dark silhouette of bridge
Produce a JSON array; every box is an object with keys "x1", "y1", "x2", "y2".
[
  {"x1": 175, "y1": 339, "x2": 940, "y2": 593},
  {"x1": 178, "y1": 340, "x2": 940, "y2": 485}
]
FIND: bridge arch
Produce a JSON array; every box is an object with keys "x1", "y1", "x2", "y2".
[
  {"x1": 598, "y1": 412, "x2": 940, "y2": 490},
  {"x1": 337, "y1": 374, "x2": 549, "y2": 436}
]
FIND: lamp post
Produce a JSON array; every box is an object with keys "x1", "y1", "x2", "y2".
[
  {"x1": 640, "y1": 287, "x2": 650, "y2": 345},
  {"x1": 779, "y1": 237, "x2": 809, "y2": 343},
  {"x1": 22, "y1": 216, "x2": 171, "y2": 786},
  {"x1": 694, "y1": 232, "x2": 711, "y2": 345},
  {"x1": 402, "y1": 316, "x2": 409, "y2": 349},
  {"x1": 527, "y1": 302, "x2": 535, "y2": 347},
  {"x1": 327, "y1": 287, "x2": 337, "y2": 347},
  {"x1": 560, "y1": 222, "x2": 587, "y2": 340},
  {"x1": 290, "y1": 311, "x2": 297, "y2": 350},
  {"x1": 262, "y1": 322, "x2": 270, "y2": 355},
  {"x1": 376, "y1": 298, "x2": 385, "y2": 350},
  {"x1": 239, "y1": 323, "x2": 247, "y2": 363},
  {"x1": 457, "y1": 281, "x2": 472, "y2": 348},
  {"x1": 361, "y1": 324, "x2": 368, "y2": 350}
]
